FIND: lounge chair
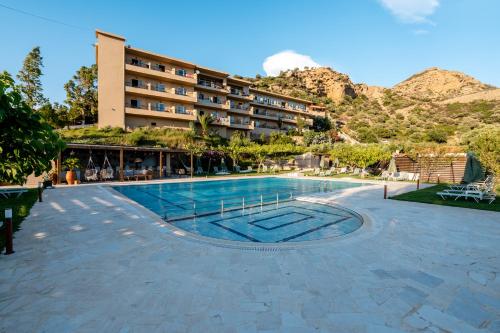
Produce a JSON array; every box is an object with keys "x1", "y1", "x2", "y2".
[
  {"x1": 437, "y1": 180, "x2": 496, "y2": 204},
  {"x1": 337, "y1": 167, "x2": 347, "y2": 174},
  {"x1": 214, "y1": 166, "x2": 230, "y2": 175},
  {"x1": 0, "y1": 188, "x2": 28, "y2": 198},
  {"x1": 195, "y1": 166, "x2": 204, "y2": 175},
  {"x1": 239, "y1": 166, "x2": 253, "y2": 174}
]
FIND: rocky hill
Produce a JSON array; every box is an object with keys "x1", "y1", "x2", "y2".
[
  {"x1": 246, "y1": 67, "x2": 499, "y2": 144},
  {"x1": 393, "y1": 67, "x2": 495, "y2": 101}
]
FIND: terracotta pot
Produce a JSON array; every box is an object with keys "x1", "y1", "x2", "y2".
[{"x1": 65, "y1": 171, "x2": 75, "y2": 185}]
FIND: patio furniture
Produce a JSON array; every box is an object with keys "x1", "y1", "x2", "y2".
[
  {"x1": 214, "y1": 166, "x2": 230, "y2": 175},
  {"x1": 0, "y1": 188, "x2": 28, "y2": 199},
  {"x1": 437, "y1": 180, "x2": 496, "y2": 204},
  {"x1": 100, "y1": 154, "x2": 114, "y2": 180},
  {"x1": 84, "y1": 154, "x2": 99, "y2": 181},
  {"x1": 239, "y1": 166, "x2": 253, "y2": 173}
]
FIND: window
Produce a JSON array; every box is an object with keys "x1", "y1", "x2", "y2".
[
  {"x1": 176, "y1": 68, "x2": 187, "y2": 77},
  {"x1": 130, "y1": 99, "x2": 139, "y2": 108},
  {"x1": 175, "y1": 105, "x2": 187, "y2": 114},
  {"x1": 131, "y1": 58, "x2": 139, "y2": 65},
  {"x1": 131, "y1": 79, "x2": 139, "y2": 87},
  {"x1": 156, "y1": 103, "x2": 165, "y2": 111},
  {"x1": 158, "y1": 64, "x2": 165, "y2": 72},
  {"x1": 156, "y1": 83, "x2": 165, "y2": 92},
  {"x1": 175, "y1": 87, "x2": 187, "y2": 96},
  {"x1": 151, "y1": 122, "x2": 157, "y2": 126}
]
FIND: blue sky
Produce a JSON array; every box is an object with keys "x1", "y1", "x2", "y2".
[{"x1": 1, "y1": 0, "x2": 499, "y2": 103}]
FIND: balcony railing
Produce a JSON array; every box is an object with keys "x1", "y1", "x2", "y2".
[
  {"x1": 126, "y1": 102, "x2": 166, "y2": 112},
  {"x1": 126, "y1": 102, "x2": 148, "y2": 110},
  {"x1": 173, "y1": 107, "x2": 193, "y2": 115},
  {"x1": 198, "y1": 98, "x2": 224, "y2": 105},
  {"x1": 229, "y1": 103, "x2": 250, "y2": 111},
  {"x1": 230, "y1": 119, "x2": 252, "y2": 126},
  {"x1": 125, "y1": 81, "x2": 148, "y2": 89},
  {"x1": 198, "y1": 79, "x2": 224, "y2": 89},
  {"x1": 129, "y1": 60, "x2": 149, "y2": 69},
  {"x1": 254, "y1": 110, "x2": 278, "y2": 118}
]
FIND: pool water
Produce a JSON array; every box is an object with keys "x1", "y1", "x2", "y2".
[{"x1": 113, "y1": 177, "x2": 365, "y2": 243}]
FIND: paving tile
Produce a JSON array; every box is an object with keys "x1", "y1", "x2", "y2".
[{"x1": 0, "y1": 182, "x2": 499, "y2": 332}]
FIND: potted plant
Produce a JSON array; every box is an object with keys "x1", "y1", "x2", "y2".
[{"x1": 63, "y1": 157, "x2": 80, "y2": 185}]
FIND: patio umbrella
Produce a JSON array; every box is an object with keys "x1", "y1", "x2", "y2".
[
  {"x1": 387, "y1": 157, "x2": 397, "y2": 173},
  {"x1": 463, "y1": 152, "x2": 484, "y2": 183},
  {"x1": 220, "y1": 158, "x2": 227, "y2": 170}
]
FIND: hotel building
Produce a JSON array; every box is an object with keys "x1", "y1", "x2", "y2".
[{"x1": 96, "y1": 30, "x2": 324, "y2": 139}]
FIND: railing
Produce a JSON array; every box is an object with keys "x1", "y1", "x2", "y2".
[
  {"x1": 229, "y1": 88, "x2": 250, "y2": 97},
  {"x1": 198, "y1": 98, "x2": 224, "y2": 105},
  {"x1": 197, "y1": 79, "x2": 223, "y2": 89},
  {"x1": 229, "y1": 103, "x2": 250, "y2": 111},
  {"x1": 254, "y1": 110, "x2": 278, "y2": 118},
  {"x1": 125, "y1": 102, "x2": 148, "y2": 110},
  {"x1": 160, "y1": 184, "x2": 340, "y2": 222},
  {"x1": 173, "y1": 107, "x2": 193, "y2": 115},
  {"x1": 125, "y1": 81, "x2": 148, "y2": 89},
  {"x1": 129, "y1": 61, "x2": 149, "y2": 69}
]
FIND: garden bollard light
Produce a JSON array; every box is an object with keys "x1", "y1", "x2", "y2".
[
  {"x1": 4, "y1": 209, "x2": 14, "y2": 255},
  {"x1": 38, "y1": 182, "x2": 43, "y2": 202},
  {"x1": 417, "y1": 179, "x2": 420, "y2": 190},
  {"x1": 384, "y1": 185, "x2": 388, "y2": 199}
]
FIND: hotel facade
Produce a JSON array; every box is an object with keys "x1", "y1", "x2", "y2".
[{"x1": 96, "y1": 30, "x2": 324, "y2": 139}]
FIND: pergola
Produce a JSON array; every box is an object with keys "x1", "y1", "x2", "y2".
[{"x1": 56, "y1": 143, "x2": 189, "y2": 182}]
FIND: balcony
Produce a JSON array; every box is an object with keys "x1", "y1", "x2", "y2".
[
  {"x1": 125, "y1": 63, "x2": 196, "y2": 85},
  {"x1": 196, "y1": 79, "x2": 227, "y2": 94},
  {"x1": 229, "y1": 118, "x2": 254, "y2": 130},
  {"x1": 125, "y1": 82, "x2": 196, "y2": 103},
  {"x1": 125, "y1": 102, "x2": 196, "y2": 121},
  {"x1": 227, "y1": 88, "x2": 253, "y2": 101},
  {"x1": 252, "y1": 110, "x2": 279, "y2": 121},
  {"x1": 195, "y1": 98, "x2": 229, "y2": 110},
  {"x1": 251, "y1": 99, "x2": 308, "y2": 114},
  {"x1": 227, "y1": 103, "x2": 251, "y2": 115}
]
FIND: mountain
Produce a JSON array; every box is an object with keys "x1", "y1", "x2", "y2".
[
  {"x1": 246, "y1": 67, "x2": 499, "y2": 144},
  {"x1": 393, "y1": 67, "x2": 495, "y2": 101}
]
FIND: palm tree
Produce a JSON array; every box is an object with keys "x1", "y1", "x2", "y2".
[{"x1": 197, "y1": 113, "x2": 214, "y2": 138}]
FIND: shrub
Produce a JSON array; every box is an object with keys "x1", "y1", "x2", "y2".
[{"x1": 303, "y1": 131, "x2": 332, "y2": 146}]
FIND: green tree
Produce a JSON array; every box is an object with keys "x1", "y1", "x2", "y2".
[
  {"x1": 466, "y1": 126, "x2": 500, "y2": 178},
  {"x1": 269, "y1": 132, "x2": 294, "y2": 145},
  {"x1": 312, "y1": 116, "x2": 331, "y2": 132},
  {"x1": 0, "y1": 71, "x2": 65, "y2": 185},
  {"x1": 64, "y1": 64, "x2": 98, "y2": 124},
  {"x1": 38, "y1": 102, "x2": 69, "y2": 129},
  {"x1": 17, "y1": 46, "x2": 47, "y2": 109},
  {"x1": 197, "y1": 113, "x2": 214, "y2": 138}
]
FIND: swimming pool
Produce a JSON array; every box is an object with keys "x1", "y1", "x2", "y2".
[{"x1": 113, "y1": 177, "x2": 366, "y2": 243}]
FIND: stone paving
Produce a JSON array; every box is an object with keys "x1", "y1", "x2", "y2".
[{"x1": 0, "y1": 178, "x2": 499, "y2": 332}]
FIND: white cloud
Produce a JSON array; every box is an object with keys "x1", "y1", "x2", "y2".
[
  {"x1": 262, "y1": 50, "x2": 321, "y2": 76},
  {"x1": 379, "y1": 0, "x2": 439, "y2": 23}
]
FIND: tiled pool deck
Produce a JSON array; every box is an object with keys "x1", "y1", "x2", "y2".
[{"x1": 1, "y1": 177, "x2": 499, "y2": 332}]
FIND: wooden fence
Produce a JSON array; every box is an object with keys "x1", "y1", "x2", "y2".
[{"x1": 395, "y1": 155, "x2": 468, "y2": 183}]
